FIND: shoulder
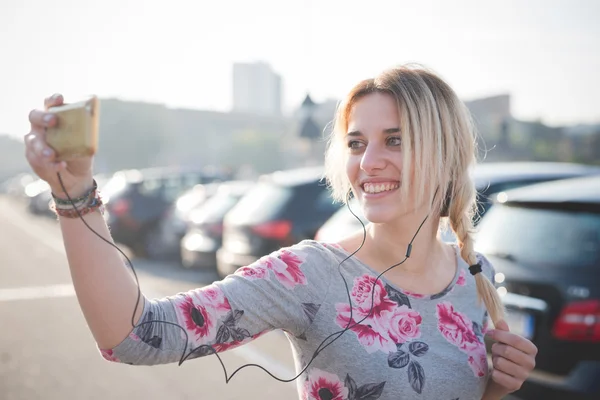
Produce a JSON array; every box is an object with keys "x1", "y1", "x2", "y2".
[
  {"x1": 237, "y1": 240, "x2": 342, "y2": 280},
  {"x1": 279, "y1": 239, "x2": 345, "y2": 267}
]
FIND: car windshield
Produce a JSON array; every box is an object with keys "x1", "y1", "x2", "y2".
[
  {"x1": 226, "y1": 182, "x2": 292, "y2": 224},
  {"x1": 476, "y1": 204, "x2": 600, "y2": 268}
]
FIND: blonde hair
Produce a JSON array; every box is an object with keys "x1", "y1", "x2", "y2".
[{"x1": 324, "y1": 64, "x2": 504, "y2": 325}]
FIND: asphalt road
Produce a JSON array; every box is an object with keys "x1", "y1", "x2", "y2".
[{"x1": 0, "y1": 195, "x2": 298, "y2": 400}]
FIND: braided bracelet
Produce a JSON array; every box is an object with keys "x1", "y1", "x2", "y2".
[
  {"x1": 51, "y1": 188, "x2": 105, "y2": 218},
  {"x1": 51, "y1": 180, "x2": 98, "y2": 206}
]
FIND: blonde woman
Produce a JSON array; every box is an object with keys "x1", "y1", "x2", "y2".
[{"x1": 25, "y1": 65, "x2": 537, "y2": 400}]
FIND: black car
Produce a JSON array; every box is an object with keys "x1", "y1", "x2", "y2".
[
  {"x1": 216, "y1": 166, "x2": 341, "y2": 277},
  {"x1": 180, "y1": 180, "x2": 254, "y2": 269},
  {"x1": 103, "y1": 167, "x2": 229, "y2": 257},
  {"x1": 475, "y1": 175, "x2": 600, "y2": 400},
  {"x1": 316, "y1": 162, "x2": 600, "y2": 243}
]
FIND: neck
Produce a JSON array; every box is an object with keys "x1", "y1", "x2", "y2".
[{"x1": 364, "y1": 207, "x2": 446, "y2": 275}]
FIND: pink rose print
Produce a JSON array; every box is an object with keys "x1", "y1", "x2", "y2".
[
  {"x1": 350, "y1": 275, "x2": 396, "y2": 318},
  {"x1": 129, "y1": 332, "x2": 141, "y2": 341},
  {"x1": 176, "y1": 294, "x2": 218, "y2": 344},
  {"x1": 385, "y1": 305, "x2": 423, "y2": 344},
  {"x1": 266, "y1": 249, "x2": 307, "y2": 290},
  {"x1": 235, "y1": 264, "x2": 269, "y2": 280},
  {"x1": 467, "y1": 346, "x2": 489, "y2": 377},
  {"x1": 303, "y1": 368, "x2": 349, "y2": 400},
  {"x1": 457, "y1": 269, "x2": 467, "y2": 286},
  {"x1": 196, "y1": 284, "x2": 231, "y2": 317},
  {"x1": 335, "y1": 303, "x2": 396, "y2": 353},
  {"x1": 100, "y1": 349, "x2": 120, "y2": 362},
  {"x1": 436, "y1": 302, "x2": 481, "y2": 353}
]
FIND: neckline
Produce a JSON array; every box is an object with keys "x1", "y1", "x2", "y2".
[{"x1": 320, "y1": 241, "x2": 463, "y2": 301}]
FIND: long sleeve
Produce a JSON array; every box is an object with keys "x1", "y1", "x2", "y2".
[{"x1": 98, "y1": 241, "x2": 336, "y2": 365}]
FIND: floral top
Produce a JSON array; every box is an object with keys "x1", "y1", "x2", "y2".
[{"x1": 100, "y1": 240, "x2": 495, "y2": 400}]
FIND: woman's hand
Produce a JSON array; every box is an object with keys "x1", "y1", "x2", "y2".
[
  {"x1": 485, "y1": 319, "x2": 538, "y2": 397},
  {"x1": 24, "y1": 94, "x2": 94, "y2": 199}
]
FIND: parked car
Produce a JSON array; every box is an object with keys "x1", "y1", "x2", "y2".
[
  {"x1": 180, "y1": 180, "x2": 254, "y2": 269},
  {"x1": 475, "y1": 175, "x2": 600, "y2": 400},
  {"x1": 24, "y1": 179, "x2": 52, "y2": 216},
  {"x1": 216, "y1": 166, "x2": 341, "y2": 277},
  {"x1": 147, "y1": 182, "x2": 222, "y2": 260},
  {"x1": 102, "y1": 167, "x2": 229, "y2": 257},
  {"x1": 316, "y1": 162, "x2": 600, "y2": 243}
]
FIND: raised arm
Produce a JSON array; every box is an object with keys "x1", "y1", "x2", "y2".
[
  {"x1": 102, "y1": 244, "x2": 334, "y2": 365},
  {"x1": 24, "y1": 95, "x2": 334, "y2": 366},
  {"x1": 25, "y1": 94, "x2": 144, "y2": 349}
]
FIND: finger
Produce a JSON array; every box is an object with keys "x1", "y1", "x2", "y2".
[
  {"x1": 24, "y1": 131, "x2": 56, "y2": 163},
  {"x1": 44, "y1": 93, "x2": 64, "y2": 110},
  {"x1": 25, "y1": 148, "x2": 41, "y2": 169},
  {"x1": 492, "y1": 343, "x2": 536, "y2": 371},
  {"x1": 488, "y1": 329, "x2": 538, "y2": 356},
  {"x1": 491, "y1": 368, "x2": 523, "y2": 392},
  {"x1": 29, "y1": 109, "x2": 57, "y2": 129},
  {"x1": 494, "y1": 319, "x2": 510, "y2": 332},
  {"x1": 32, "y1": 136, "x2": 56, "y2": 160},
  {"x1": 492, "y1": 355, "x2": 529, "y2": 381}
]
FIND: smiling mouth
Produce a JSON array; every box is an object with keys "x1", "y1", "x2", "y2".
[{"x1": 361, "y1": 182, "x2": 400, "y2": 194}]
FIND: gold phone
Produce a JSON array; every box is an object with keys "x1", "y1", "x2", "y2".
[{"x1": 46, "y1": 96, "x2": 99, "y2": 161}]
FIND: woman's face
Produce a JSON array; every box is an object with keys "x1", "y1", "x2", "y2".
[{"x1": 345, "y1": 92, "x2": 411, "y2": 223}]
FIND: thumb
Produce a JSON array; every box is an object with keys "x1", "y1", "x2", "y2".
[{"x1": 494, "y1": 319, "x2": 510, "y2": 332}]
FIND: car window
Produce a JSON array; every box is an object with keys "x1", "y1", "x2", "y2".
[
  {"x1": 477, "y1": 179, "x2": 560, "y2": 219},
  {"x1": 226, "y1": 182, "x2": 292, "y2": 224},
  {"x1": 194, "y1": 192, "x2": 243, "y2": 222},
  {"x1": 162, "y1": 176, "x2": 185, "y2": 202},
  {"x1": 314, "y1": 186, "x2": 339, "y2": 213},
  {"x1": 139, "y1": 177, "x2": 163, "y2": 197},
  {"x1": 476, "y1": 205, "x2": 600, "y2": 267}
]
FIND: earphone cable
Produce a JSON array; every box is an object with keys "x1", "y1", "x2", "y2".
[{"x1": 56, "y1": 172, "x2": 428, "y2": 383}]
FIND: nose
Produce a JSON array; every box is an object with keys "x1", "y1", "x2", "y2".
[{"x1": 360, "y1": 143, "x2": 386, "y2": 173}]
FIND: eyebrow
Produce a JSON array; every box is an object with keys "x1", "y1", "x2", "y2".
[{"x1": 346, "y1": 128, "x2": 400, "y2": 137}]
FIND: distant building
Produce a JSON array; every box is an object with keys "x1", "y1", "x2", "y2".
[
  {"x1": 464, "y1": 94, "x2": 511, "y2": 124},
  {"x1": 232, "y1": 62, "x2": 282, "y2": 116}
]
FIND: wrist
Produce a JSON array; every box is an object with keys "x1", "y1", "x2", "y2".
[{"x1": 51, "y1": 177, "x2": 95, "y2": 200}]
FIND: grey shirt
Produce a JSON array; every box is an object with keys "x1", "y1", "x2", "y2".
[{"x1": 102, "y1": 240, "x2": 494, "y2": 400}]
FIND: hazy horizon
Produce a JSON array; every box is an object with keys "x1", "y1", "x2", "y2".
[{"x1": 1, "y1": 0, "x2": 599, "y2": 138}]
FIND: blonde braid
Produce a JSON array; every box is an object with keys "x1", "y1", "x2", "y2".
[{"x1": 448, "y1": 182, "x2": 505, "y2": 325}]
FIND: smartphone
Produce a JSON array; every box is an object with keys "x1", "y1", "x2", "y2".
[{"x1": 46, "y1": 96, "x2": 99, "y2": 161}]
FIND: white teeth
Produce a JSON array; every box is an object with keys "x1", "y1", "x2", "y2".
[{"x1": 363, "y1": 182, "x2": 399, "y2": 194}]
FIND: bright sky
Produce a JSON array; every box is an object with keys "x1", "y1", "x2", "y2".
[{"x1": 1, "y1": 0, "x2": 599, "y2": 138}]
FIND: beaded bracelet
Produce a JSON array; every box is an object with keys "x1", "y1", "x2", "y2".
[
  {"x1": 51, "y1": 180, "x2": 98, "y2": 207},
  {"x1": 50, "y1": 187, "x2": 105, "y2": 218}
]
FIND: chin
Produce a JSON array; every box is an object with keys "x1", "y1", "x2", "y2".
[{"x1": 361, "y1": 205, "x2": 402, "y2": 224}]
